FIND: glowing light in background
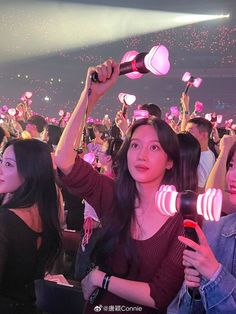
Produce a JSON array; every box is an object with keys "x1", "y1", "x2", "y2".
[{"x1": 0, "y1": 1, "x2": 230, "y2": 62}]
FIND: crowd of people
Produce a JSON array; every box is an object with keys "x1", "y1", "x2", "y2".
[{"x1": 0, "y1": 58, "x2": 235, "y2": 314}]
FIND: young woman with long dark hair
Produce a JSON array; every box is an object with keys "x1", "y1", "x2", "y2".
[
  {"x1": 0, "y1": 139, "x2": 61, "y2": 314},
  {"x1": 55, "y1": 59, "x2": 184, "y2": 313}
]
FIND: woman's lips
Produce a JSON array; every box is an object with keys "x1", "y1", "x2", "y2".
[
  {"x1": 135, "y1": 165, "x2": 149, "y2": 171},
  {"x1": 228, "y1": 185, "x2": 236, "y2": 194}
]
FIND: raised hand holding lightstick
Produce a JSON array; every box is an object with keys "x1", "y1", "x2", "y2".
[
  {"x1": 91, "y1": 45, "x2": 170, "y2": 82},
  {"x1": 118, "y1": 93, "x2": 136, "y2": 117}
]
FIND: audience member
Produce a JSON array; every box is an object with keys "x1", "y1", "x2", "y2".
[
  {"x1": 55, "y1": 59, "x2": 184, "y2": 313},
  {"x1": 0, "y1": 139, "x2": 61, "y2": 314}
]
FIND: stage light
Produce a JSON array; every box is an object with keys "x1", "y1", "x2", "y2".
[{"x1": 0, "y1": 1, "x2": 230, "y2": 62}]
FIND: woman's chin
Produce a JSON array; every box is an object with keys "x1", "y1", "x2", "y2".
[{"x1": 229, "y1": 193, "x2": 236, "y2": 206}]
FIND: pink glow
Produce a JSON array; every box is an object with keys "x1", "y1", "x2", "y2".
[
  {"x1": 133, "y1": 109, "x2": 149, "y2": 120},
  {"x1": 156, "y1": 185, "x2": 222, "y2": 221},
  {"x1": 193, "y1": 77, "x2": 202, "y2": 88},
  {"x1": 59, "y1": 110, "x2": 65, "y2": 116},
  {"x1": 83, "y1": 152, "x2": 96, "y2": 164},
  {"x1": 194, "y1": 101, "x2": 204, "y2": 113},
  {"x1": 165, "y1": 112, "x2": 173, "y2": 120},
  {"x1": 205, "y1": 113, "x2": 212, "y2": 121},
  {"x1": 217, "y1": 115, "x2": 223, "y2": 124},
  {"x1": 118, "y1": 93, "x2": 136, "y2": 105},
  {"x1": 1, "y1": 105, "x2": 9, "y2": 112},
  {"x1": 86, "y1": 117, "x2": 94, "y2": 123},
  {"x1": 25, "y1": 91, "x2": 33, "y2": 99},
  {"x1": 144, "y1": 45, "x2": 170, "y2": 75},
  {"x1": 170, "y1": 106, "x2": 180, "y2": 118},
  {"x1": 225, "y1": 119, "x2": 233, "y2": 128},
  {"x1": 8, "y1": 108, "x2": 16, "y2": 116},
  {"x1": 182, "y1": 72, "x2": 191, "y2": 82},
  {"x1": 120, "y1": 50, "x2": 143, "y2": 79}
]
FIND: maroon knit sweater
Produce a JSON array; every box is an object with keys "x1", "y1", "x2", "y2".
[{"x1": 60, "y1": 156, "x2": 184, "y2": 313}]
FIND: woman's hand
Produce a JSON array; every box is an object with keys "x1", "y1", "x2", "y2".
[
  {"x1": 81, "y1": 268, "x2": 105, "y2": 300},
  {"x1": 84, "y1": 59, "x2": 120, "y2": 101},
  {"x1": 178, "y1": 224, "x2": 220, "y2": 283},
  {"x1": 115, "y1": 110, "x2": 128, "y2": 137}
]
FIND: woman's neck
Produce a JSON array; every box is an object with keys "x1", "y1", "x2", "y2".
[{"x1": 135, "y1": 182, "x2": 161, "y2": 213}]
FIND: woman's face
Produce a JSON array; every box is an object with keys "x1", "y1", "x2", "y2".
[
  {"x1": 226, "y1": 152, "x2": 236, "y2": 205},
  {"x1": 97, "y1": 142, "x2": 110, "y2": 166},
  {"x1": 127, "y1": 125, "x2": 173, "y2": 188},
  {"x1": 0, "y1": 145, "x2": 24, "y2": 194}
]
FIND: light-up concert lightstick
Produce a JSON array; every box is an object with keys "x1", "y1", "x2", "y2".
[
  {"x1": 133, "y1": 109, "x2": 149, "y2": 121},
  {"x1": 155, "y1": 185, "x2": 222, "y2": 296},
  {"x1": 91, "y1": 45, "x2": 170, "y2": 82},
  {"x1": 182, "y1": 72, "x2": 202, "y2": 95},
  {"x1": 118, "y1": 93, "x2": 136, "y2": 117},
  {"x1": 156, "y1": 184, "x2": 222, "y2": 221}
]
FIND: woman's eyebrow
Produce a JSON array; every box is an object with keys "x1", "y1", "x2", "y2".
[{"x1": 4, "y1": 157, "x2": 17, "y2": 162}]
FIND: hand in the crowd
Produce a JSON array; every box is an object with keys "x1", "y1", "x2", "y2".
[
  {"x1": 219, "y1": 134, "x2": 236, "y2": 155},
  {"x1": 81, "y1": 267, "x2": 99, "y2": 300},
  {"x1": 84, "y1": 59, "x2": 120, "y2": 101},
  {"x1": 212, "y1": 125, "x2": 220, "y2": 143},
  {"x1": 178, "y1": 224, "x2": 220, "y2": 285},
  {"x1": 180, "y1": 93, "x2": 190, "y2": 112},
  {"x1": 115, "y1": 110, "x2": 128, "y2": 137}
]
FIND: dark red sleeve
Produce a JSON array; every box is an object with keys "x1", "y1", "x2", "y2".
[
  {"x1": 149, "y1": 215, "x2": 184, "y2": 311},
  {"x1": 58, "y1": 155, "x2": 114, "y2": 219}
]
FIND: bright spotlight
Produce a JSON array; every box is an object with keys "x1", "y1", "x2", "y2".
[{"x1": 0, "y1": 1, "x2": 230, "y2": 62}]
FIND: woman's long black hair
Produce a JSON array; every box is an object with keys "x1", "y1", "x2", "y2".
[
  {"x1": 92, "y1": 118, "x2": 180, "y2": 275},
  {"x1": 0, "y1": 139, "x2": 62, "y2": 271},
  {"x1": 177, "y1": 132, "x2": 201, "y2": 192}
]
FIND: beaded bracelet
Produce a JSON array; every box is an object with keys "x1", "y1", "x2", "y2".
[{"x1": 102, "y1": 274, "x2": 111, "y2": 291}]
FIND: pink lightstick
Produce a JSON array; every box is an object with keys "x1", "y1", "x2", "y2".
[
  {"x1": 182, "y1": 72, "x2": 202, "y2": 95},
  {"x1": 156, "y1": 185, "x2": 222, "y2": 297},
  {"x1": 133, "y1": 109, "x2": 150, "y2": 121},
  {"x1": 118, "y1": 93, "x2": 136, "y2": 116},
  {"x1": 91, "y1": 45, "x2": 170, "y2": 82},
  {"x1": 120, "y1": 51, "x2": 143, "y2": 79},
  {"x1": 21, "y1": 91, "x2": 33, "y2": 102},
  {"x1": 155, "y1": 185, "x2": 222, "y2": 222}
]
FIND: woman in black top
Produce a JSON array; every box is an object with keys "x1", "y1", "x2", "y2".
[{"x1": 0, "y1": 139, "x2": 61, "y2": 314}]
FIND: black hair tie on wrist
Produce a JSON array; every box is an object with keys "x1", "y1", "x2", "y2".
[{"x1": 102, "y1": 274, "x2": 111, "y2": 291}]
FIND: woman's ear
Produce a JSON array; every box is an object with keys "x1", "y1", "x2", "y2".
[
  {"x1": 166, "y1": 160, "x2": 173, "y2": 170},
  {"x1": 106, "y1": 155, "x2": 112, "y2": 164}
]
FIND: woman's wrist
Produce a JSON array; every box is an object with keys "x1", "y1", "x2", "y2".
[{"x1": 91, "y1": 269, "x2": 105, "y2": 287}]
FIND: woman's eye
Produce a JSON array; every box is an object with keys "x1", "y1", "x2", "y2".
[
  {"x1": 5, "y1": 161, "x2": 12, "y2": 167},
  {"x1": 229, "y1": 162, "x2": 235, "y2": 169},
  {"x1": 150, "y1": 145, "x2": 159, "y2": 151},
  {"x1": 130, "y1": 142, "x2": 139, "y2": 149}
]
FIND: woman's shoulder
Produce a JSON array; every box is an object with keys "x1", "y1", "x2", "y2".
[
  {"x1": 0, "y1": 208, "x2": 11, "y2": 234},
  {"x1": 203, "y1": 213, "x2": 236, "y2": 240}
]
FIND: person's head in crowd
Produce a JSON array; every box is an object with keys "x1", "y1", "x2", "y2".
[
  {"x1": 46, "y1": 124, "x2": 63, "y2": 152},
  {"x1": 93, "y1": 124, "x2": 109, "y2": 141},
  {"x1": 116, "y1": 117, "x2": 180, "y2": 190},
  {"x1": 0, "y1": 139, "x2": 61, "y2": 267},
  {"x1": 186, "y1": 117, "x2": 212, "y2": 151},
  {"x1": 177, "y1": 132, "x2": 201, "y2": 192},
  {"x1": 26, "y1": 115, "x2": 48, "y2": 141},
  {"x1": 0, "y1": 126, "x2": 8, "y2": 153},
  {"x1": 97, "y1": 137, "x2": 123, "y2": 177},
  {"x1": 226, "y1": 141, "x2": 236, "y2": 205},
  {"x1": 140, "y1": 103, "x2": 162, "y2": 119}
]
